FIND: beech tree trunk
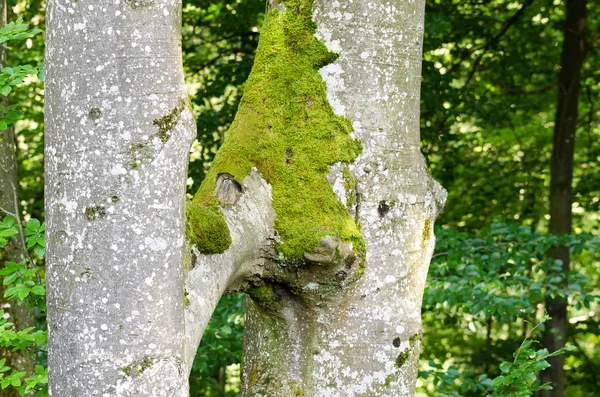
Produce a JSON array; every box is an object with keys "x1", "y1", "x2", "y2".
[
  {"x1": 0, "y1": 0, "x2": 36, "y2": 393},
  {"x1": 241, "y1": 1, "x2": 443, "y2": 396},
  {"x1": 44, "y1": 0, "x2": 195, "y2": 394},
  {"x1": 45, "y1": 0, "x2": 443, "y2": 396},
  {"x1": 542, "y1": 1, "x2": 587, "y2": 396}
]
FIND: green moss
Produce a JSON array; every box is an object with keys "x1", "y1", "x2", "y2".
[
  {"x1": 184, "y1": 290, "x2": 190, "y2": 307},
  {"x1": 186, "y1": 202, "x2": 231, "y2": 255},
  {"x1": 246, "y1": 284, "x2": 282, "y2": 312},
  {"x1": 122, "y1": 356, "x2": 154, "y2": 377},
  {"x1": 409, "y1": 331, "x2": 422, "y2": 345},
  {"x1": 84, "y1": 205, "x2": 106, "y2": 221},
  {"x1": 127, "y1": 143, "x2": 154, "y2": 169},
  {"x1": 395, "y1": 348, "x2": 410, "y2": 368},
  {"x1": 288, "y1": 381, "x2": 306, "y2": 397},
  {"x1": 384, "y1": 374, "x2": 394, "y2": 386},
  {"x1": 190, "y1": 0, "x2": 364, "y2": 259},
  {"x1": 421, "y1": 218, "x2": 432, "y2": 252},
  {"x1": 395, "y1": 332, "x2": 421, "y2": 368},
  {"x1": 88, "y1": 107, "x2": 102, "y2": 120},
  {"x1": 152, "y1": 98, "x2": 188, "y2": 143},
  {"x1": 125, "y1": 0, "x2": 153, "y2": 9}
]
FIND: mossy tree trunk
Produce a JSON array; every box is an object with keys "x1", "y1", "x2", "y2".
[
  {"x1": 45, "y1": 0, "x2": 442, "y2": 395},
  {"x1": 238, "y1": 1, "x2": 444, "y2": 396},
  {"x1": 0, "y1": 0, "x2": 36, "y2": 393}
]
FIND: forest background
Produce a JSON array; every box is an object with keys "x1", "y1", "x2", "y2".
[{"x1": 0, "y1": 0, "x2": 599, "y2": 396}]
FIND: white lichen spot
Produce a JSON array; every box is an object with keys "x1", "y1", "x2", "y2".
[
  {"x1": 144, "y1": 236, "x2": 167, "y2": 252},
  {"x1": 110, "y1": 164, "x2": 127, "y2": 175}
]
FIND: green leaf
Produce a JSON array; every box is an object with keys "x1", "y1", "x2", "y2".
[
  {"x1": 0, "y1": 85, "x2": 11, "y2": 96},
  {"x1": 26, "y1": 218, "x2": 41, "y2": 231},
  {"x1": 30, "y1": 285, "x2": 45, "y2": 296},
  {"x1": 499, "y1": 361, "x2": 512, "y2": 373},
  {"x1": 37, "y1": 66, "x2": 44, "y2": 82},
  {"x1": 2, "y1": 272, "x2": 18, "y2": 286}
]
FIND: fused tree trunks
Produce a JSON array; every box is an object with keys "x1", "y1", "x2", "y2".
[
  {"x1": 241, "y1": 1, "x2": 444, "y2": 396},
  {"x1": 542, "y1": 0, "x2": 587, "y2": 396},
  {"x1": 45, "y1": 0, "x2": 441, "y2": 395},
  {"x1": 45, "y1": 0, "x2": 195, "y2": 395},
  {"x1": 0, "y1": 0, "x2": 36, "y2": 393}
]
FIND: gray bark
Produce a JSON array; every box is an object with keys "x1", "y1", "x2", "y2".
[
  {"x1": 45, "y1": 0, "x2": 195, "y2": 395},
  {"x1": 0, "y1": 0, "x2": 37, "y2": 391},
  {"x1": 240, "y1": 1, "x2": 444, "y2": 396}
]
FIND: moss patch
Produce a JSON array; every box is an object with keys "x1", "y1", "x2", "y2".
[
  {"x1": 88, "y1": 107, "x2": 102, "y2": 120},
  {"x1": 186, "y1": 203, "x2": 231, "y2": 255},
  {"x1": 421, "y1": 218, "x2": 432, "y2": 252},
  {"x1": 246, "y1": 284, "x2": 283, "y2": 312},
  {"x1": 84, "y1": 205, "x2": 106, "y2": 221},
  {"x1": 395, "y1": 348, "x2": 410, "y2": 368},
  {"x1": 189, "y1": 0, "x2": 363, "y2": 259},
  {"x1": 122, "y1": 356, "x2": 154, "y2": 377},
  {"x1": 152, "y1": 98, "x2": 188, "y2": 143},
  {"x1": 127, "y1": 143, "x2": 154, "y2": 169},
  {"x1": 395, "y1": 332, "x2": 421, "y2": 368},
  {"x1": 342, "y1": 166, "x2": 357, "y2": 209}
]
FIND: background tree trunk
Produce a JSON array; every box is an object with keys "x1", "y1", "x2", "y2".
[
  {"x1": 241, "y1": 1, "x2": 444, "y2": 396},
  {"x1": 542, "y1": 0, "x2": 587, "y2": 396},
  {"x1": 45, "y1": 0, "x2": 195, "y2": 394},
  {"x1": 0, "y1": 0, "x2": 36, "y2": 393}
]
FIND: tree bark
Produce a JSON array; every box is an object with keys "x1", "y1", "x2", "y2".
[
  {"x1": 45, "y1": 0, "x2": 442, "y2": 395},
  {"x1": 0, "y1": 0, "x2": 37, "y2": 393},
  {"x1": 45, "y1": 1, "x2": 196, "y2": 394},
  {"x1": 542, "y1": 1, "x2": 587, "y2": 396},
  {"x1": 240, "y1": 1, "x2": 444, "y2": 396}
]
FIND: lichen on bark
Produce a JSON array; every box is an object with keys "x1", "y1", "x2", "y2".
[{"x1": 188, "y1": 0, "x2": 363, "y2": 258}]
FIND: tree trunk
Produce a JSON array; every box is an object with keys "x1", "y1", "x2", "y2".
[
  {"x1": 44, "y1": 0, "x2": 196, "y2": 394},
  {"x1": 542, "y1": 0, "x2": 587, "y2": 396},
  {"x1": 0, "y1": 0, "x2": 36, "y2": 393},
  {"x1": 45, "y1": 0, "x2": 442, "y2": 395},
  {"x1": 240, "y1": 1, "x2": 444, "y2": 396}
]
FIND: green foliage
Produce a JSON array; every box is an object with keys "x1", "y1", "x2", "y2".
[
  {"x1": 426, "y1": 222, "x2": 599, "y2": 321},
  {"x1": 0, "y1": 215, "x2": 19, "y2": 248},
  {"x1": 0, "y1": 16, "x2": 47, "y2": 394},
  {"x1": 420, "y1": 317, "x2": 576, "y2": 397},
  {"x1": 190, "y1": 294, "x2": 245, "y2": 396},
  {"x1": 489, "y1": 318, "x2": 575, "y2": 397},
  {"x1": 421, "y1": 0, "x2": 600, "y2": 231},
  {"x1": 0, "y1": 216, "x2": 47, "y2": 396},
  {"x1": 0, "y1": 18, "x2": 42, "y2": 133},
  {"x1": 419, "y1": 223, "x2": 599, "y2": 396}
]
